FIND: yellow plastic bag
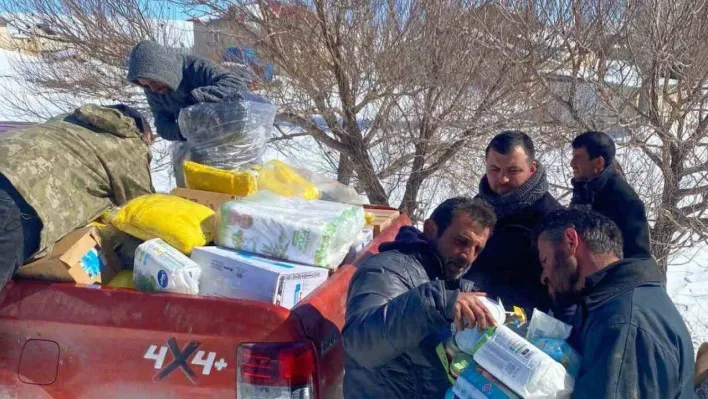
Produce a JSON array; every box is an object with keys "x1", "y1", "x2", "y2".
[
  {"x1": 109, "y1": 194, "x2": 215, "y2": 254},
  {"x1": 108, "y1": 270, "x2": 136, "y2": 289},
  {"x1": 255, "y1": 160, "x2": 320, "y2": 200},
  {"x1": 183, "y1": 161, "x2": 258, "y2": 197}
]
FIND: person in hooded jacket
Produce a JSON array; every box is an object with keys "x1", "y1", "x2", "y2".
[
  {"x1": 536, "y1": 208, "x2": 694, "y2": 398},
  {"x1": 464, "y1": 130, "x2": 564, "y2": 319},
  {"x1": 343, "y1": 197, "x2": 497, "y2": 399},
  {"x1": 0, "y1": 104, "x2": 154, "y2": 291},
  {"x1": 127, "y1": 40, "x2": 247, "y2": 142}
]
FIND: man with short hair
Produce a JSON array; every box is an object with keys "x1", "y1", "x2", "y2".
[
  {"x1": 536, "y1": 208, "x2": 694, "y2": 398},
  {"x1": 0, "y1": 104, "x2": 155, "y2": 291},
  {"x1": 570, "y1": 131, "x2": 652, "y2": 259},
  {"x1": 343, "y1": 197, "x2": 497, "y2": 399},
  {"x1": 465, "y1": 130, "x2": 562, "y2": 316}
]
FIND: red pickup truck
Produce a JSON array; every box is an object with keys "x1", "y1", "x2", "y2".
[{"x1": 0, "y1": 209, "x2": 409, "y2": 399}]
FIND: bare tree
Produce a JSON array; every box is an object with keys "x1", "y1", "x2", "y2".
[
  {"x1": 178, "y1": 0, "x2": 537, "y2": 217},
  {"x1": 480, "y1": 0, "x2": 708, "y2": 277}
]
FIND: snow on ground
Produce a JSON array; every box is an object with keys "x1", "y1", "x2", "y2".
[{"x1": 668, "y1": 244, "x2": 708, "y2": 350}]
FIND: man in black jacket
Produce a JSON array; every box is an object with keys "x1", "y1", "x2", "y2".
[
  {"x1": 343, "y1": 197, "x2": 497, "y2": 399},
  {"x1": 536, "y1": 208, "x2": 694, "y2": 398},
  {"x1": 464, "y1": 130, "x2": 562, "y2": 317},
  {"x1": 570, "y1": 131, "x2": 652, "y2": 259}
]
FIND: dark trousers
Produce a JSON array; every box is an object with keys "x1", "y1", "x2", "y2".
[{"x1": 0, "y1": 174, "x2": 41, "y2": 290}]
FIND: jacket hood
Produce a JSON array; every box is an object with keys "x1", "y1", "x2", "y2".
[
  {"x1": 73, "y1": 104, "x2": 144, "y2": 139},
  {"x1": 127, "y1": 40, "x2": 183, "y2": 91},
  {"x1": 581, "y1": 257, "x2": 664, "y2": 310},
  {"x1": 379, "y1": 225, "x2": 430, "y2": 252}
]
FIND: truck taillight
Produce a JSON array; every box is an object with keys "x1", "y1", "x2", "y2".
[{"x1": 237, "y1": 341, "x2": 318, "y2": 399}]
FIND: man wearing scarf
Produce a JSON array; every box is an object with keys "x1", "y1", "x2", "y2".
[
  {"x1": 464, "y1": 130, "x2": 563, "y2": 318},
  {"x1": 570, "y1": 131, "x2": 652, "y2": 260}
]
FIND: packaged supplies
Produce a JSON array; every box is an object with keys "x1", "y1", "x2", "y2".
[
  {"x1": 254, "y1": 160, "x2": 320, "y2": 200},
  {"x1": 454, "y1": 365, "x2": 521, "y2": 399},
  {"x1": 177, "y1": 92, "x2": 275, "y2": 171},
  {"x1": 526, "y1": 308, "x2": 572, "y2": 341},
  {"x1": 471, "y1": 325, "x2": 574, "y2": 398},
  {"x1": 183, "y1": 161, "x2": 258, "y2": 197},
  {"x1": 216, "y1": 191, "x2": 365, "y2": 268},
  {"x1": 530, "y1": 338, "x2": 581, "y2": 378},
  {"x1": 17, "y1": 227, "x2": 119, "y2": 284},
  {"x1": 450, "y1": 352, "x2": 476, "y2": 378},
  {"x1": 133, "y1": 239, "x2": 202, "y2": 294},
  {"x1": 109, "y1": 194, "x2": 215, "y2": 255},
  {"x1": 108, "y1": 270, "x2": 136, "y2": 289},
  {"x1": 191, "y1": 246, "x2": 329, "y2": 309},
  {"x1": 454, "y1": 297, "x2": 508, "y2": 354},
  {"x1": 290, "y1": 165, "x2": 363, "y2": 205}
]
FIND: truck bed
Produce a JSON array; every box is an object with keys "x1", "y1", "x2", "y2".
[{"x1": 0, "y1": 211, "x2": 409, "y2": 398}]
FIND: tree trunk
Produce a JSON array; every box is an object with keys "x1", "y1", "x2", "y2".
[
  {"x1": 337, "y1": 154, "x2": 354, "y2": 185},
  {"x1": 399, "y1": 145, "x2": 427, "y2": 220}
]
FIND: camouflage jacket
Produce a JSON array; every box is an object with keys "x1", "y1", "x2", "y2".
[{"x1": 0, "y1": 104, "x2": 155, "y2": 257}]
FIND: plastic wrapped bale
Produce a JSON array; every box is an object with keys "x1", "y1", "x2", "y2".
[
  {"x1": 176, "y1": 92, "x2": 276, "y2": 172},
  {"x1": 216, "y1": 190, "x2": 365, "y2": 269}
]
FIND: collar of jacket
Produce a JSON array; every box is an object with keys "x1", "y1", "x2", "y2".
[
  {"x1": 477, "y1": 162, "x2": 550, "y2": 219},
  {"x1": 380, "y1": 226, "x2": 471, "y2": 290},
  {"x1": 571, "y1": 164, "x2": 616, "y2": 205},
  {"x1": 580, "y1": 257, "x2": 663, "y2": 311}
]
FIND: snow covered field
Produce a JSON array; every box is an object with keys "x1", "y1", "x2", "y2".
[{"x1": 0, "y1": 42, "x2": 705, "y2": 353}]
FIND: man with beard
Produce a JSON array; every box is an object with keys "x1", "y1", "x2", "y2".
[
  {"x1": 343, "y1": 197, "x2": 497, "y2": 399},
  {"x1": 536, "y1": 208, "x2": 694, "y2": 398},
  {"x1": 465, "y1": 130, "x2": 563, "y2": 318},
  {"x1": 570, "y1": 131, "x2": 652, "y2": 259}
]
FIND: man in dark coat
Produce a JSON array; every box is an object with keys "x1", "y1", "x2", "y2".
[
  {"x1": 343, "y1": 197, "x2": 497, "y2": 399},
  {"x1": 570, "y1": 131, "x2": 652, "y2": 259},
  {"x1": 536, "y1": 208, "x2": 694, "y2": 398},
  {"x1": 465, "y1": 130, "x2": 563, "y2": 317},
  {"x1": 127, "y1": 40, "x2": 247, "y2": 141}
]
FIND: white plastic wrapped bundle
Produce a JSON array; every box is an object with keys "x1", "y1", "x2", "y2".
[
  {"x1": 216, "y1": 191, "x2": 365, "y2": 269},
  {"x1": 176, "y1": 92, "x2": 276, "y2": 171},
  {"x1": 471, "y1": 325, "x2": 574, "y2": 398},
  {"x1": 133, "y1": 238, "x2": 202, "y2": 295}
]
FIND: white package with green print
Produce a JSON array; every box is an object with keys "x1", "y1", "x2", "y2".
[
  {"x1": 216, "y1": 191, "x2": 366, "y2": 268},
  {"x1": 471, "y1": 325, "x2": 574, "y2": 399}
]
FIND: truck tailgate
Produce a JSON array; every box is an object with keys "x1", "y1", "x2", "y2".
[{"x1": 0, "y1": 281, "x2": 305, "y2": 398}]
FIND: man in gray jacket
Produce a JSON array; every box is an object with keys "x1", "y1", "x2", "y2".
[
  {"x1": 343, "y1": 197, "x2": 497, "y2": 399},
  {"x1": 536, "y1": 208, "x2": 694, "y2": 398},
  {"x1": 127, "y1": 40, "x2": 247, "y2": 141}
]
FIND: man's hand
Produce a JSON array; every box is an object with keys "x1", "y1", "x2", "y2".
[{"x1": 453, "y1": 292, "x2": 497, "y2": 331}]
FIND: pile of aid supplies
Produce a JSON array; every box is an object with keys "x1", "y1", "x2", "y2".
[
  {"x1": 439, "y1": 297, "x2": 581, "y2": 399},
  {"x1": 18, "y1": 91, "x2": 401, "y2": 311}
]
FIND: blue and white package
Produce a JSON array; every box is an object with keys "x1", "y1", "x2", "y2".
[
  {"x1": 191, "y1": 246, "x2": 329, "y2": 309},
  {"x1": 133, "y1": 238, "x2": 202, "y2": 295},
  {"x1": 531, "y1": 338, "x2": 582, "y2": 378}
]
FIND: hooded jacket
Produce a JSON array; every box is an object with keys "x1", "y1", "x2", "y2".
[
  {"x1": 127, "y1": 40, "x2": 247, "y2": 141},
  {"x1": 343, "y1": 226, "x2": 478, "y2": 399},
  {"x1": 568, "y1": 257, "x2": 694, "y2": 398},
  {"x1": 0, "y1": 105, "x2": 154, "y2": 257}
]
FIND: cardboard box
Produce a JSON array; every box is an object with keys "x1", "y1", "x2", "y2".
[
  {"x1": 365, "y1": 209, "x2": 401, "y2": 237},
  {"x1": 191, "y1": 246, "x2": 329, "y2": 309},
  {"x1": 18, "y1": 227, "x2": 120, "y2": 284},
  {"x1": 170, "y1": 187, "x2": 237, "y2": 213}
]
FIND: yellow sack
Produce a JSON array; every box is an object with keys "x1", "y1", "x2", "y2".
[
  {"x1": 255, "y1": 160, "x2": 320, "y2": 200},
  {"x1": 183, "y1": 161, "x2": 258, "y2": 197},
  {"x1": 110, "y1": 194, "x2": 215, "y2": 254},
  {"x1": 108, "y1": 270, "x2": 135, "y2": 289}
]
